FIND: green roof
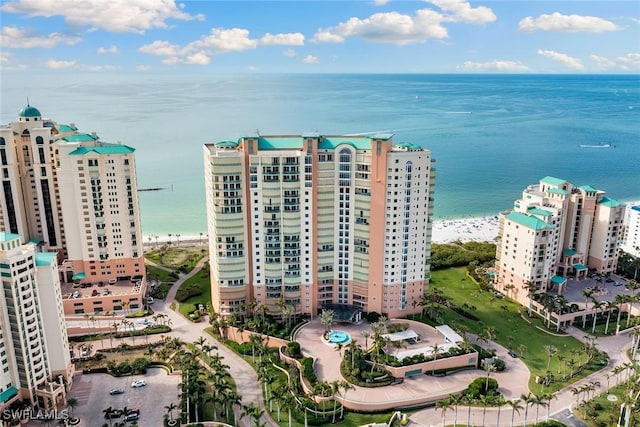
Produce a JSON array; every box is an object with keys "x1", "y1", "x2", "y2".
[
  {"x1": 597, "y1": 197, "x2": 625, "y2": 208},
  {"x1": 62, "y1": 133, "x2": 97, "y2": 142},
  {"x1": 57, "y1": 124, "x2": 77, "y2": 132},
  {"x1": 19, "y1": 105, "x2": 41, "y2": 117},
  {"x1": 505, "y1": 211, "x2": 552, "y2": 230},
  {"x1": 318, "y1": 137, "x2": 373, "y2": 150},
  {"x1": 35, "y1": 252, "x2": 57, "y2": 267},
  {"x1": 551, "y1": 275, "x2": 567, "y2": 284},
  {"x1": 547, "y1": 188, "x2": 569, "y2": 195},
  {"x1": 72, "y1": 272, "x2": 86, "y2": 281},
  {"x1": 257, "y1": 137, "x2": 303, "y2": 150},
  {"x1": 69, "y1": 145, "x2": 135, "y2": 155},
  {"x1": 0, "y1": 232, "x2": 20, "y2": 243},
  {"x1": 528, "y1": 207, "x2": 552, "y2": 216},
  {"x1": 573, "y1": 263, "x2": 588, "y2": 271},
  {"x1": 540, "y1": 176, "x2": 566, "y2": 186},
  {"x1": 0, "y1": 386, "x2": 18, "y2": 403},
  {"x1": 563, "y1": 249, "x2": 577, "y2": 256},
  {"x1": 579, "y1": 185, "x2": 599, "y2": 193}
]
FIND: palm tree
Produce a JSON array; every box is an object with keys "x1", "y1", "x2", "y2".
[
  {"x1": 582, "y1": 289, "x2": 593, "y2": 328},
  {"x1": 338, "y1": 380, "x2": 354, "y2": 419},
  {"x1": 436, "y1": 399, "x2": 451, "y2": 427},
  {"x1": 102, "y1": 407, "x2": 114, "y2": 427},
  {"x1": 484, "y1": 361, "x2": 496, "y2": 391},
  {"x1": 521, "y1": 393, "x2": 534, "y2": 427},
  {"x1": 448, "y1": 394, "x2": 464, "y2": 427},
  {"x1": 614, "y1": 293, "x2": 628, "y2": 334},
  {"x1": 591, "y1": 298, "x2": 603, "y2": 334},
  {"x1": 603, "y1": 300, "x2": 616, "y2": 334},
  {"x1": 507, "y1": 399, "x2": 523, "y2": 427},
  {"x1": 480, "y1": 394, "x2": 490, "y2": 426},
  {"x1": 164, "y1": 402, "x2": 177, "y2": 421},
  {"x1": 544, "y1": 345, "x2": 558, "y2": 370},
  {"x1": 319, "y1": 309, "x2": 335, "y2": 333},
  {"x1": 66, "y1": 397, "x2": 78, "y2": 416},
  {"x1": 531, "y1": 394, "x2": 547, "y2": 424},
  {"x1": 543, "y1": 392, "x2": 557, "y2": 421},
  {"x1": 360, "y1": 330, "x2": 370, "y2": 350},
  {"x1": 494, "y1": 395, "x2": 506, "y2": 427}
]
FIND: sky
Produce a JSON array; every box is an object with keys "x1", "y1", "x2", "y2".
[{"x1": 0, "y1": 0, "x2": 639, "y2": 74}]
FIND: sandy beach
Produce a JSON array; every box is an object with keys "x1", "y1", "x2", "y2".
[{"x1": 143, "y1": 215, "x2": 501, "y2": 247}]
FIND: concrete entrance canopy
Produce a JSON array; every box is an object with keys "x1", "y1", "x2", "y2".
[
  {"x1": 382, "y1": 329, "x2": 419, "y2": 342},
  {"x1": 435, "y1": 325, "x2": 464, "y2": 344}
]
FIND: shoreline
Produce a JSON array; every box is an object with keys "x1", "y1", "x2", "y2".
[{"x1": 142, "y1": 199, "x2": 639, "y2": 247}]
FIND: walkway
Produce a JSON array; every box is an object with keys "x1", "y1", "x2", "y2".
[{"x1": 408, "y1": 325, "x2": 636, "y2": 426}]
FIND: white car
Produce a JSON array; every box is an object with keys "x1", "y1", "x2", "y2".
[{"x1": 131, "y1": 380, "x2": 146, "y2": 388}]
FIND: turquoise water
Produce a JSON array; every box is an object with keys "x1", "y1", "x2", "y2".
[
  {"x1": 328, "y1": 330, "x2": 351, "y2": 345},
  {"x1": 2, "y1": 73, "x2": 639, "y2": 237}
]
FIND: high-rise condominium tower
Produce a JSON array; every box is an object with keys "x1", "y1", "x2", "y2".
[
  {"x1": 0, "y1": 105, "x2": 146, "y2": 315},
  {"x1": 0, "y1": 232, "x2": 72, "y2": 412},
  {"x1": 495, "y1": 176, "x2": 625, "y2": 306},
  {"x1": 204, "y1": 133, "x2": 435, "y2": 320}
]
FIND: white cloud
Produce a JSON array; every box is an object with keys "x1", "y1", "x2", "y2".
[
  {"x1": 188, "y1": 28, "x2": 258, "y2": 54},
  {"x1": 139, "y1": 40, "x2": 182, "y2": 57},
  {"x1": 519, "y1": 12, "x2": 619, "y2": 33},
  {"x1": 537, "y1": 49, "x2": 584, "y2": 70},
  {"x1": 312, "y1": 2, "x2": 494, "y2": 45},
  {"x1": 260, "y1": 32, "x2": 305, "y2": 46},
  {"x1": 314, "y1": 9, "x2": 448, "y2": 45},
  {"x1": 0, "y1": 25, "x2": 81, "y2": 48},
  {"x1": 374, "y1": 0, "x2": 390, "y2": 5},
  {"x1": 97, "y1": 45, "x2": 119, "y2": 54},
  {"x1": 592, "y1": 53, "x2": 640, "y2": 71},
  {"x1": 429, "y1": 0, "x2": 496, "y2": 24},
  {"x1": 182, "y1": 51, "x2": 210, "y2": 65},
  {"x1": 457, "y1": 60, "x2": 530, "y2": 72},
  {"x1": 283, "y1": 49, "x2": 296, "y2": 57},
  {"x1": 45, "y1": 59, "x2": 77, "y2": 69},
  {"x1": 135, "y1": 65, "x2": 152, "y2": 72},
  {"x1": 83, "y1": 64, "x2": 119, "y2": 72},
  {"x1": 1, "y1": 0, "x2": 204, "y2": 34},
  {"x1": 1, "y1": 51, "x2": 14, "y2": 63},
  {"x1": 303, "y1": 54, "x2": 319, "y2": 64}
]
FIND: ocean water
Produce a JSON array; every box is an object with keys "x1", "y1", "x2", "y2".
[{"x1": 2, "y1": 73, "x2": 639, "y2": 238}]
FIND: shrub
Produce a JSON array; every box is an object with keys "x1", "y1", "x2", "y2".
[
  {"x1": 301, "y1": 357, "x2": 317, "y2": 385},
  {"x1": 492, "y1": 358, "x2": 506, "y2": 371},
  {"x1": 175, "y1": 284, "x2": 203, "y2": 302},
  {"x1": 386, "y1": 323, "x2": 410, "y2": 333},
  {"x1": 365, "y1": 311, "x2": 381, "y2": 323},
  {"x1": 464, "y1": 377, "x2": 499, "y2": 399},
  {"x1": 286, "y1": 341, "x2": 302, "y2": 358}
]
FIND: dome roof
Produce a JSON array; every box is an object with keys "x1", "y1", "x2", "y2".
[{"x1": 19, "y1": 105, "x2": 42, "y2": 118}]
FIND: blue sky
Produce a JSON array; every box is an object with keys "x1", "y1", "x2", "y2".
[{"x1": 1, "y1": 0, "x2": 639, "y2": 74}]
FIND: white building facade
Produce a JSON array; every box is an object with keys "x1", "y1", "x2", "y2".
[{"x1": 621, "y1": 205, "x2": 640, "y2": 258}]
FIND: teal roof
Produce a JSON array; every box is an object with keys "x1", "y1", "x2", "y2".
[
  {"x1": 72, "y1": 272, "x2": 86, "y2": 280},
  {"x1": 0, "y1": 232, "x2": 20, "y2": 243},
  {"x1": 35, "y1": 252, "x2": 57, "y2": 267},
  {"x1": 551, "y1": 275, "x2": 567, "y2": 284},
  {"x1": 528, "y1": 207, "x2": 553, "y2": 216},
  {"x1": 257, "y1": 137, "x2": 303, "y2": 150},
  {"x1": 0, "y1": 386, "x2": 18, "y2": 403},
  {"x1": 19, "y1": 105, "x2": 41, "y2": 118},
  {"x1": 505, "y1": 211, "x2": 552, "y2": 230},
  {"x1": 579, "y1": 185, "x2": 599, "y2": 193},
  {"x1": 394, "y1": 141, "x2": 423, "y2": 151},
  {"x1": 541, "y1": 176, "x2": 566, "y2": 186},
  {"x1": 69, "y1": 145, "x2": 135, "y2": 155},
  {"x1": 318, "y1": 137, "x2": 373, "y2": 150},
  {"x1": 57, "y1": 124, "x2": 77, "y2": 132},
  {"x1": 62, "y1": 133, "x2": 97, "y2": 142},
  {"x1": 573, "y1": 263, "x2": 587, "y2": 270},
  {"x1": 547, "y1": 188, "x2": 569, "y2": 195},
  {"x1": 563, "y1": 249, "x2": 577, "y2": 256},
  {"x1": 597, "y1": 197, "x2": 625, "y2": 208}
]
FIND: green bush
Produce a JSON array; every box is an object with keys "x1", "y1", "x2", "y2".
[
  {"x1": 175, "y1": 284, "x2": 203, "y2": 302},
  {"x1": 301, "y1": 357, "x2": 317, "y2": 385},
  {"x1": 464, "y1": 377, "x2": 499, "y2": 399},
  {"x1": 286, "y1": 341, "x2": 302, "y2": 358},
  {"x1": 365, "y1": 311, "x2": 381, "y2": 323},
  {"x1": 386, "y1": 323, "x2": 410, "y2": 333}
]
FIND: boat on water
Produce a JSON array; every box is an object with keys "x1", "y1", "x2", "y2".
[{"x1": 579, "y1": 143, "x2": 612, "y2": 148}]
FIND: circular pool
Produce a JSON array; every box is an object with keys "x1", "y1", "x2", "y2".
[{"x1": 327, "y1": 330, "x2": 351, "y2": 345}]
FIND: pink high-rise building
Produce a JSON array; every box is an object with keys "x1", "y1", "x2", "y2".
[{"x1": 204, "y1": 134, "x2": 435, "y2": 320}]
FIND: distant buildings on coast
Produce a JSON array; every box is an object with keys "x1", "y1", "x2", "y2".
[{"x1": 204, "y1": 134, "x2": 435, "y2": 319}]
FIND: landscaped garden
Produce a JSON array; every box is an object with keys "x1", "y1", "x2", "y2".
[{"x1": 423, "y1": 267, "x2": 607, "y2": 394}]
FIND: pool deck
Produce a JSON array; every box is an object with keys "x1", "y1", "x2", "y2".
[{"x1": 294, "y1": 319, "x2": 531, "y2": 411}]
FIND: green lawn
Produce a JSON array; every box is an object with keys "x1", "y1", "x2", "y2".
[
  {"x1": 574, "y1": 383, "x2": 639, "y2": 427},
  {"x1": 427, "y1": 268, "x2": 602, "y2": 394},
  {"x1": 146, "y1": 247, "x2": 206, "y2": 272},
  {"x1": 177, "y1": 267, "x2": 211, "y2": 319}
]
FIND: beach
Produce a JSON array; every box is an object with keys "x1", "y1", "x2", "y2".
[{"x1": 143, "y1": 214, "x2": 502, "y2": 248}]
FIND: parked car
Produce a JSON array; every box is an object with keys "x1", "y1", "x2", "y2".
[
  {"x1": 124, "y1": 413, "x2": 139, "y2": 421},
  {"x1": 104, "y1": 409, "x2": 123, "y2": 419},
  {"x1": 109, "y1": 388, "x2": 125, "y2": 395},
  {"x1": 147, "y1": 297, "x2": 154, "y2": 305},
  {"x1": 131, "y1": 380, "x2": 146, "y2": 388},
  {"x1": 508, "y1": 351, "x2": 518, "y2": 358}
]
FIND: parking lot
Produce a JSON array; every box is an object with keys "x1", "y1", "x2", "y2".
[{"x1": 65, "y1": 368, "x2": 181, "y2": 426}]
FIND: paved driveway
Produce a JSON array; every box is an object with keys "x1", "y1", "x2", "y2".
[{"x1": 65, "y1": 368, "x2": 181, "y2": 426}]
